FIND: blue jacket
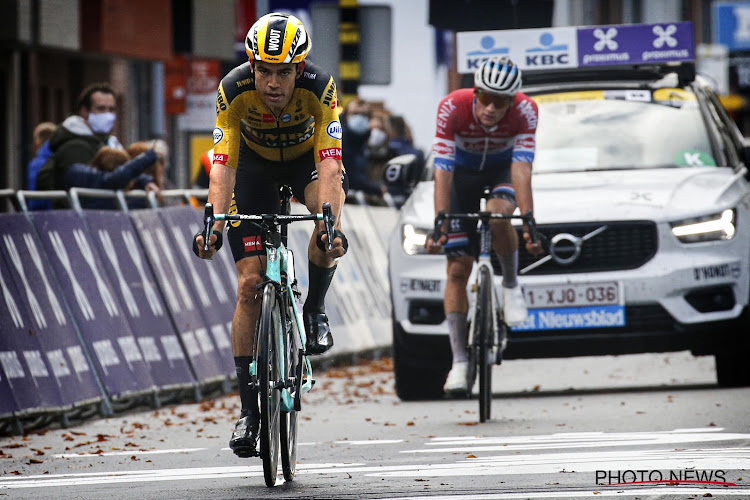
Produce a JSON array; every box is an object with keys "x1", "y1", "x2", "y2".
[
  {"x1": 64, "y1": 149, "x2": 157, "y2": 209},
  {"x1": 27, "y1": 140, "x2": 53, "y2": 210}
]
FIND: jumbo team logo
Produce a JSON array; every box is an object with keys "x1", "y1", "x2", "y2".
[
  {"x1": 326, "y1": 120, "x2": 342, "y2": 140},
  {"x1": 213, "y1": 127, "x2": 224, "y2": 145}
]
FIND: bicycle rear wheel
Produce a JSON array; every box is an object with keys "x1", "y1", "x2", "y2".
[
  {"x1": 280, "y1": 300, "x2": 299, "y2": 481},
  {"x1": 477, "y1": 266, "x2": 493, "y2": 422},
  {"x1": 259, "y1": 284, "x2": 281, "y2": 487}
]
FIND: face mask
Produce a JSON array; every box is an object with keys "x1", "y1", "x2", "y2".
[
  {"x1": 88, "y1": 112, "x2": 116, "y2": 134},
  {"x1": 347, "y1": 113, "x2": 370, "y2": 135},
  {"x1": 367, "y1": 127, "x2": 388, "y2": 148}
]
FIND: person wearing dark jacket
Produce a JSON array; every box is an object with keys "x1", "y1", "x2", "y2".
[
  {"x1": 341, "y1": 98, "x2": 385, "y2": 197},
  {"x1": 65, "y1": 147, "x2": 157, "y2": 209},
  {"x1": 36, "y1": 83, "x2": 124, "y2": 192}
]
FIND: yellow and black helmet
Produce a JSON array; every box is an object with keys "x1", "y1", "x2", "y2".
[{"x1": 245, "y1": 12, "x2": 310, "y2": 64}]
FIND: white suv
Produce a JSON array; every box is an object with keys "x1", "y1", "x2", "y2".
[{"x1": 388, "y1": 62, "x2": 750, "y2": 400}]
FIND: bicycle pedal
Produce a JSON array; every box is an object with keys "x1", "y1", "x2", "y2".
[{"x1": 232, "y1": 446, "x2": 260, "y2": 458}]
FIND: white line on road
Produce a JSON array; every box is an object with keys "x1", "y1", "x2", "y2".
[
  {"x1": 387, "y1": 489, "x2": 750, "y2": 499},
  {"x1": 53, "y1": 448, "x2": 207, "y2": 458}
]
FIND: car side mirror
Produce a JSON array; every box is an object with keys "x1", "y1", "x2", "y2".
[{"x1": 383, "y1": 154, "x2": 420, "y2": 189}]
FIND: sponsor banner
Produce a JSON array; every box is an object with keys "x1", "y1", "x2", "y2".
[
  {"x1": 130, "y1": 209, "x2": 228, "y2": 382},
  {"x1": 156, "y1": 206, "x2": 236, "y2": 374},
  {"x1": 713, "y1": 1, "x2": 750, "y2": 52},
  {"x1": 0, "y1": 214, "x2": 103, "y2": 411},
  {"x1": 457, "y1": 27, "x2": 578, "y2": 73},
  {"x1": 577, "y1": 22, "x2": 694, "y2": 66},
  {"x1": 31, "y1": 211, "x2": 156, "y2": 398},
  {"x1": 512, "y1": 305, "x2": 626, "y2": 331},
  {"x1": 84, "y1": 211, "x2": 196, "y2": 390},
  {"x1": 457, "y1": 22, "x2": 693, "y2": 73}
]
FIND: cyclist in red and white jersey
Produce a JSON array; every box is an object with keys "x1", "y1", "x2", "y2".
[{"x1": 427, "y1": 56, "x2": 543, "y2": 395}]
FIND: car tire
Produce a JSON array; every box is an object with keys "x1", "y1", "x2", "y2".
[
  {"x1": 714, "y1": 308, "x2": 750, "y2": 387},
  {"x1": 392, "y1": 317, "x2": 452, "y2": 400}
]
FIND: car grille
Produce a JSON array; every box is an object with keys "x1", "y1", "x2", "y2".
[{"x1": 492, "y1": 221, "x2": 658, "y2": 275}]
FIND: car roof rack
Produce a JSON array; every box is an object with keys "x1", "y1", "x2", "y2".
[{"x1": 523, "y1": 62, "x2": 696, "y2": 88}]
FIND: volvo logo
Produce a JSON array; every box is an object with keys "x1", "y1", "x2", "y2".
[
  {"x1": 520, "y1": 225, "x2": 608, "y2": 274},
  {"x1": 549, "y1": 233, "x2": 582, "y2": 265}
]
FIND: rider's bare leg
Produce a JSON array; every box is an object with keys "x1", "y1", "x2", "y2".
[
  {"x1": 444, "y1": 256, "x2": 473, "y2": 363},
  {"x1": 487, "y1": 197, "x2": 519, "y2": 287}
]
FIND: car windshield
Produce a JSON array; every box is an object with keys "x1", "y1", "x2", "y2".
[{"x1": 531, "y1": 88, "x2": 714, "y2": 173}]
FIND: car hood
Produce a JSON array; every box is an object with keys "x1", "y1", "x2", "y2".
[{"x1": 401, "y1": 167, "x2": 748, "y2": 226}]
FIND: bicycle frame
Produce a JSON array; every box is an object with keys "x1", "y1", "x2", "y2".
[
  {"x1": 203, "y1": 201, "x2": 336, "y2": 412},
  {"x1": 433, "y1": 193, "x2": 539, "y2": 419}
]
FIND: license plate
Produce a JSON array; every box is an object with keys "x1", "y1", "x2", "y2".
[
  {"x1": 513, "y1": 282, "x2": 625, "y2": 331},
  {"x1": 522, "y1": 282, "x2": 622, "y2": 308}
]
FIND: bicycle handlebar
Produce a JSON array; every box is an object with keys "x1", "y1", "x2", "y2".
[
  {"x1": 203, "y1": 203, "x2": 215, "y2": 252},
  {"x1": 432, "y1": 210, "x2": 540, "y2": 245},
  {"x1": 322, "y1": 202, "x2": 335, "y2": 251},
  {"x1": 201, "y1": 202, "x2": 336, "y2": 251}
]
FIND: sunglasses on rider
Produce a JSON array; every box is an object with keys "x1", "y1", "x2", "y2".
[{"x1": 475, "y1": 90, "x2": 514, "y2": 108}]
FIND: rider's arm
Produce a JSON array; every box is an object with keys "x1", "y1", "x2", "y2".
[
  {"x1": 511, "y1": 95, "x2": 541, "y2": 252},
  {"x1": 431, "y1": 94, "x2": 458, "y2": 239},
  {"x1": 511, "y1": 161, "x2": 533, "y2": 216},
  {"x1": 312, "y1": 77, "x2": 344, "y2": 224},
  {"x1": 209, "y1": 81, "x2": 241, "y2": 233},
  {"x1": 316, "y1": 157, "x2": 343, "y2": 221},
  {"x1": 208, "y1": 163, "x2": 236, "y2": 233},
  {"x1": 433, "y1": 168, "x2": 452, "y2": 216}
]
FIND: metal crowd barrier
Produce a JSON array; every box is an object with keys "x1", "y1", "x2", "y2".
[
  {"x1": 0, "y1": 186, "x2": 396, "y2": 435},
  {"x1": 0, "y1": 188, "x2": 232, "y2": 434}
]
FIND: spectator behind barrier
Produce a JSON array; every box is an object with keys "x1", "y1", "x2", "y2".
[
  {"x1": 27, "y1": 121, "x2": 57, "y2": 210},
  {"x1": 341, "y1": 98, "x2": 387, "y2": 200},
  {"x1": 36, "y1": 82, "x2": 124, "y2": 198},
  {"x1": 386, "y1": 115, "x2": 425, "y2": 200},
  {"x1": 366, "y1": 111, "x2": 395, "y2": 184},
  {"x1": 127, "y1": 140, "x2": 168, "y2": 207},
  {"x1": 65, "y1": 146, "x2": 158, "y2": 209}
]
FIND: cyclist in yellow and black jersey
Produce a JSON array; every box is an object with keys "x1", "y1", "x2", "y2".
[
  {"x1": 193, "y1": 12, "x2": 348, "y2": 459},
  {"x1": 213, "y1": 59, "x2": 343, "y2": 164}
]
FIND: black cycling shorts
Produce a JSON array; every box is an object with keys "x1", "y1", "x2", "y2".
[
  {"x1": 227, "y1": 146, "x2": 349, "y2": 262},
  {"x1": 444, "y1": 165, "x2": 516, "y2": 258}
]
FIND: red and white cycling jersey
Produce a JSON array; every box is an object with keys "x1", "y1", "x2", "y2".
[{"x1": 433, "y1": 88, "x2": 538, "y2": 172}]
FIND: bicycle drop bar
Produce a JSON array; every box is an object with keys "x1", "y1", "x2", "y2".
[
  {"x1": 203, "y1": 203, "x2": 215, "y2": 252},
  {"x1": 433, "y1": 210, "x2": 540, "y2": 244},
  {"x1": 321, "y1": 202, "x2": 335, "y2": 251}
]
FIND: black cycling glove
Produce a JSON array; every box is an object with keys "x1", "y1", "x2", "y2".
[
  {"x1": 316, "y1": 229, "x2": 348, "y2": 255},
  {"x1": 192, "y1": 231, "x2": 223, "y2": 257}
]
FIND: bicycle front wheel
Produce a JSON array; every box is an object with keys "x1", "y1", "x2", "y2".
[
  {"x1": 280, "y1": 300, "x2": 299, "y2": 481},
  {"x1": 477, "y1": 265, "x2": 493, "y2": 423},
  {"x1": 259, "y1": 284, "x2": 281, "y2": 487}
]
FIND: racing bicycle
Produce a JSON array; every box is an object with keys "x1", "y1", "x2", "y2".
[
  {"x1": 433, "y1": 191, "x2": 539, "y2": 422},
  {"x1": 202, "y1": 187, "x2": 336, "y2": 487}
]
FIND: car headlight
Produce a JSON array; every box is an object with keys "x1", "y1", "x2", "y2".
[
  {"x1": 671, "y1": 209, "x2": 736, "y2": 243},
  {"x1": 402, "y1": 224, "x2": 434, "y2": 255}
]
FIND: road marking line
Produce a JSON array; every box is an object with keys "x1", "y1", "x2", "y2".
[
  {"x1": 334, "y1": 439, "x2": 404, "y2": 445},
  {"x1": 387, "y1": 489, "x2": 750, "y2": 499},
  {"x1": 53, "y1": 448, "x2": 206, "y2": 458}
]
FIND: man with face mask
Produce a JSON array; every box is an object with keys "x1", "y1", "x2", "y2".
[{"x1": 36, "y1": 83, "x2": 126, "y2": 192}]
